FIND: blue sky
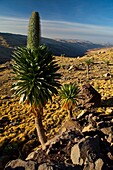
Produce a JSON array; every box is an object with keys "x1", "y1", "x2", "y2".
[{"x1": 0, "y1": 0, "x2": 113, "y2": 43}]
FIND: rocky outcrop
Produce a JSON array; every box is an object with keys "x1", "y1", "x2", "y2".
[
  {"x1": 71, "y1": 135, "x2": 101, "y2": 165},
  {"x1": 81, "y1": 83, "x2": 101, "y2": 108},
  {"x1": 4, "y1": 159, "x2": 37, "y2": 170},
  {"x1": 4, "y1": 111, "x2": 113, "y2": 170}
]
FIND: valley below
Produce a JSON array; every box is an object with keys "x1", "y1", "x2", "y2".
[{"x1": 0, "y1": 32, "x2": 110, "y2": 64}]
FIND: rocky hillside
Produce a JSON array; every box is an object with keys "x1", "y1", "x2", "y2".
[
  {"x1": 0, "y1": 47, "x2": 113, "y2": 169},
  {"x1": 0, "y1": 32, "x2": 110, "y2": 64}
]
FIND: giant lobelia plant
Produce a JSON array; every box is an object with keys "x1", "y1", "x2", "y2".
[{"x1": 12, "y1": 12, "x2": 61, "y2": 149}]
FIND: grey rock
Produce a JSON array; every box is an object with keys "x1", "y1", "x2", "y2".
[
  {"x1": 80, "y1": 136, "x2": 100, "y2": 163},
  {"x1": 82, "y1": 124, "x2": 94, "y2": 133},
  {"x1": 38, "y1": 163, "x2": 83, "y2": 170},
  {"x1": 83, "y1": 161, "x2": 94, "y2": 170},
  {"x1": 100, "y1": 127, "x2": 112, "y2": 136},
  {"x1": 77, "y1": 109, "x2": 88, "y2": 119},
  {"x1": 38, "y1": 163, "x2": 54, "y2": 170},
  {"x1": 83, "y1": 157, "x2": 105, "y2": 170},
  {"x1": 26, "y1": 148, "x2": 41, "y2": 161},
  {"x1": 95, "y1": 158, "x2": 104, "y2": 170},
  {"x1": 4, "y1": 159, "x2": 37, "y2": 170},
  {"x1": 71, "y1": 135, "x2": 101, "y2": 165},
  {"x1": 71, "y1": 143, "x2": 84, "y2": 165},
  {"x1": 81, "y1": 83, "x2": 101, "y2": 108},
  {"x1": 107, "y1": 133, "x2": 112, "y2": 143}
]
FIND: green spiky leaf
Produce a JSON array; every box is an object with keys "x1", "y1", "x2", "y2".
[{"x1": 12, "y1": 45, "x2": 61, "y2": 107}]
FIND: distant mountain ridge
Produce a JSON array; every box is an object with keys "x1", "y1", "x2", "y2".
[
  {"x1": 0, "y1": 32, "x2": 112, "y2": 63},
  {"x1": 41, "y1": 37, "x2": 106, "y2": 57}
]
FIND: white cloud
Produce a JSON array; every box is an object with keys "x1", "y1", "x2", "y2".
[
  {"x1": 41, "y1": 20, "x2": 113, "y2": 43},
  {"x1": 0, "y1": 16, "x2": 28, "y2": 35},
  {"x1": 42, "y1": 20, "x2": 113, "y2": 36},
  {"x1": 0, "y1": 16, "x2": 113, "y2": 43}
]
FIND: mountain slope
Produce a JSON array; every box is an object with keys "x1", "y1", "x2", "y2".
[
  {"x1": 0, "y1": 32, "x2": 111, "y2": 63},
  {"x1": 41, "y1": 38, "x2": 106, "y2": 57}
]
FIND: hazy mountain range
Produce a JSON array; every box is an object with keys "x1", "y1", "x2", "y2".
[{"x1": 0, "y1": 32, "x2": 112, "y2": 63}]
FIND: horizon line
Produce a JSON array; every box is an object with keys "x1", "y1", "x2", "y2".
[{"x1": 0, "y1": 16, "x2": 113, "y2": 43}]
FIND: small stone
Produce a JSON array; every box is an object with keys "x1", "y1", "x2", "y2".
[
  {"x1": 26, "y1": 150, "x2": 39, "y2": 161},
  {"x1": 83, "y1": 160, "x2": 95, "y2": 170},
  {"x1": 77, "y1": 109, "x2": 87, "y2": 119},
  {"x1": 82, "y1": 124, "x2": 93, "y2": 133},
  {"x1": 100, "y1": 127, "x2": 112, "y2": 136},
  {"x1": 103, "y1": 73, "x2": 111, "y2": 77},
  {"x1": 38, "y1": 163, "x2": 54, "y2": 170},
  {"x1": 68, "y1": 65, "x2": 74, "y2": 71},
  {"x1": 107, "y1": 152, "x2": 113, "y2": 161},
  {"x1": 107, "y1": 133, "x2": 112, "y2": 143},
  {"x1": 1, "y1": 95, "x2": 7, "y2": 99},
  {"x1": 71, "y1": 143, "x2": 84, "y2": 165},
  {"x1": 95, "y1": 158, "x2": 104, "y2": 170},
  {"x1": 105, "y1": 108, "x2": 113, "y2": 115}
]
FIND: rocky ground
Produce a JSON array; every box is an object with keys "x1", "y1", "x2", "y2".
[{"x1": 0, "y1": 47, "x2": 113, "y2": 169}]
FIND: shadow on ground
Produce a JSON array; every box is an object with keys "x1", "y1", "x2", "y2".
[{"x1": 101, "y1": 97, "x2": 113, "y2": 107}]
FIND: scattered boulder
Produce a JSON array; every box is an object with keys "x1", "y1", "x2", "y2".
[
  {"x1": 4, "y1": 159, "x2": 38, "y2": 170},
  {"x1": 100, "y1": 127, "x2": 112, "y2": 136},
  {"x1": 94, "y1": 158, "x2": 104, "y2": 170},
  {"x1": 38, "y1": 163, "x2": 83, "y2": 170},
  {"x1": 83, "y1": 158, "x2": 105, "y2": 170},
  {"x1": 71, "y1": 135, "x2": 100, "y2": 165},
  {"x1": 68, "y1": 65, "x2": 79, "y2": 71},
  {"x1": 0, "y1": 116, "x2": 10, "y2": 127},
  {"x1": 3, "y1": 109, "x2": 113, "y2": 170},
  {"x1": 82, "y1": 124, "x2": 94, "y2": 133},
  {"x1": 81, "y1": 83, "x2": 101, "y2": 108},
  {"x1": 71, "y1": 143, "x2": 84, "y2": 165},
  {"x1": 37, "y1": 163, "x2": 54, "y2": 170},
  {"x1": 103, "y1": 72, "x2": 111, "y2": 78}
]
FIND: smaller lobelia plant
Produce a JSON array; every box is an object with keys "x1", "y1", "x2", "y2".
[
  {"x1": 59, "y1": 83, "x2": 80, "y2": 119},
  {"x1": 104, "y1": 60, "x2": 110, "y2": 72},
  {"x1": 85, "y1": 58, "x2": 92, "y2": 79}
]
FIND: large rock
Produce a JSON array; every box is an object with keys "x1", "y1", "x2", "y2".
[
  {"x1": 81, "y1": 83, "x2": 101, "y2": 108},
  {"x1": 38, "y1": 163, "x2": 54, "y2": 170},
  {"x1": 4, "y1": 111, "x2": 113, "y2": 170},
  {"x1": 71, "y1": 135, "x2": 100, "y2": 165},
  {"x1": 83, "y1": 158, "x2": 105, "y2": 170},
  {"x1": 38, "y1": 163, "x2": 83, "y2": 170},
  {"x1": 71, "y1": 143, "x2": 84, "y2": 165},
  {"x1": 4, "y1": 159, "x2": 37, "y2": 170}
]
